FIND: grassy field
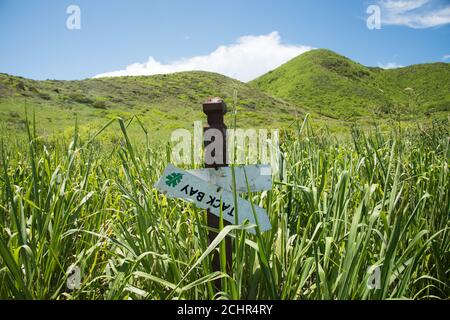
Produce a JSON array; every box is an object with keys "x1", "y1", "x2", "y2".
[{"x1": 0, "y1": 114, "x2": 448, "y2": 299}]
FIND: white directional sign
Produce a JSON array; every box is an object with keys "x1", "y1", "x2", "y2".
[
  {"x1": 154, "y1": 164, "x2": 271, "y2": 234},
  {"x1": 187, "y1": 164, "x2": 272, "y2": 193}
]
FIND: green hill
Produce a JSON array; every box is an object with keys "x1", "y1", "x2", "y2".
[
  {"x1": 0, "y1": 71, "x2": 300, "y2": 139},
  {"x1": 250, "y1": 49, "x2": 450, "y2": 119},
  {"x1": 1, "y1": 50, "x2": 449, "y2": 140}
]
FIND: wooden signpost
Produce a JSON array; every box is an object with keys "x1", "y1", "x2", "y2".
[
  {"x1": 154, "y1": 164, "x2": 271, "y2": 233},
  {"x1": 203, "y1": 97, "x2": 232, "y2": 284},
  {"x1": 154, "y1": 97, "x2": 272, "y2": 290}
]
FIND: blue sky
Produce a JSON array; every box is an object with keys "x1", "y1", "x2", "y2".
[{"x1": 0, "y1": 0, "x2": 449, "y2": 81}]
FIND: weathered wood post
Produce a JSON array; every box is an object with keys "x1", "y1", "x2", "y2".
[{"x1": 203, "y1": 97, "x2": 232, "y2": 290}]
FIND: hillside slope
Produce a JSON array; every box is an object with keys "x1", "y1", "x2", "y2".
[
  {"x1": 0, "y1": 71, "x2": 299, "y2": 138},
  {"x1": 1, "y1": 50, "x2": 448, "y2": 140},
  {"x1": 250, "y1": 49, "x2": 450, "y2": 119}
]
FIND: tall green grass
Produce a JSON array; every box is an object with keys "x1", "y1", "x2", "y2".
[{"x1": 0, "y1": 115, "x2": 448, "y2": 299}]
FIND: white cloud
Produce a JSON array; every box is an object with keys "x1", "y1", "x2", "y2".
[
  {"x1": 378, "y1": 0, "x2": 450, "y2": 29},
  {"x1": 381, "y1": 0, "x2": 430, "y2": 14},
  {"x1": 378, "y1": 62, "x2": 404, "y2": 69},
  {"x1": 378, "y1": 0, "x2": 450, "y2": 28},
  {"x1": 94, "y1": 32, "x2": 312, "y2": 82},
  {"x1": 442, "y1": 54, "x2": 450, "y2": 60}
]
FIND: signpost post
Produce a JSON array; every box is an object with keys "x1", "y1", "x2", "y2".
[
  {"x1": 203, "y1": 98, "x2": 232, "y2": 289},
  {"x1": 154, "y1": 97, "x2": 273, "y2": 292}
]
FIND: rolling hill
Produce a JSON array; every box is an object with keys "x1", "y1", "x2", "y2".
[
  {"x1": 1, "y1": 49, "x2": 449, "y2": 140},
  {"x1": 0, "y1": 71, "x2": 300, "y2": 139},
  {"x1": 250, "y1": 49, "x2": 450, "y2": 119}
]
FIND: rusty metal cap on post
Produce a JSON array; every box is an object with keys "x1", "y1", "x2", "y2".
[{"x1": 203, "y1": 97, "x2": 227, "y2": 115}]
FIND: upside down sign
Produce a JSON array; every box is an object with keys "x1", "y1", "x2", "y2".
[{"x1": 154, "y1": 164, "x2": 271, "y2": 234}]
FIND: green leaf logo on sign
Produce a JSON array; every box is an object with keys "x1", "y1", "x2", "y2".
[{"x1": 165, "y1": 172, "x2": 183, "y2": 187}]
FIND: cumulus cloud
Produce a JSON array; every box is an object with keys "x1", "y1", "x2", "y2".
[
  {"x1": 378, "y1": 62, "x2": 404, "y2": 69},
  {"x1": 442, "y1": 54, "x2": 450, "y2": 60},
  {"x1": 94, "y1": 32, "x2": 312, "y2": 82},
  {"x1": 378, "y1": 0, "x2": 450, "y2": 28}
]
